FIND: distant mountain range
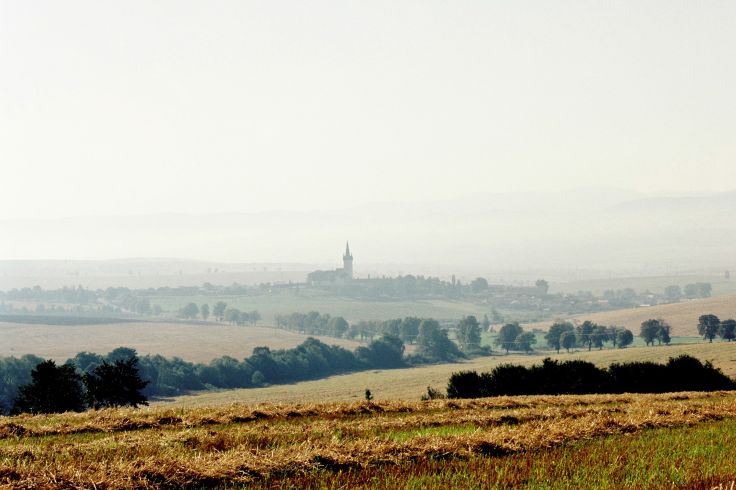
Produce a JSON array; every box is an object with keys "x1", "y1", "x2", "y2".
[{"x1": 1, "y1": 188, "x2": 734, "y2": 288}]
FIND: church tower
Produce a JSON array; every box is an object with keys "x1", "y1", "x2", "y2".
[{"x1": 342, "y1": 242, "x2": 353, "y2": 278}]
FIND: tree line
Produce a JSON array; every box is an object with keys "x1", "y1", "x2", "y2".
[
  {"x1": 445, "y1": 355, "x2": 735, "y2": 399},
  {"x1": 10, "y1": 353, "x2": 148, "y2": 415}
]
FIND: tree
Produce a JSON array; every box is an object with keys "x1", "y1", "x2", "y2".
[
  {"x1": 181, "y1": 302, "x2": 199, "y2": 319},
  {"x1": 561, "y1": 331, "x2": 577, "y2": 352},
  {"x1": 355, "y1": 335, "x2": 405, "y2": 368},
  {"x1": 84, "y1": 358, "x2": 149, "y2": 409},
  {"x1": 685, "y1": 283, "x2": 712, "y2": 299},
  {"x1": 495, "y1": 322, "x2": 523, "y2": 354},
  {"x1": 535, "y1": 279, "x2": 550, "y2": 295},
  {"x1": 664, "y1": 285, "x2": 682, "y2": 302},
  {"x1": 719, "y1": 319, "x2": 736, "y2": 342},
  {"x1": 576, "y1": 321, "x2": 597, "y2": 351},
  {"x1": 399, "y1": 317, "x2": 420, "y2": 344},
  {"x1": 616, "y1": 328, "x2": 634, "y2": 348},
  {"x1": 470, "y1": 277, "x2": 489, "y2": 293},
  {"x1": 249, "y1": 310, "x2": 261, "y2": 326},
  {"x1": 591, "y1": 325, "x2": 610, "y2": 350},
  {"x1": 698, "y1": 314, "x2": 720, "y2": 343},
  {"x1": 328, "y1": 317, "x2": 349, "y2": 338},
  {"x1": 515, "y1": 332, "x2": 537, "y2": 353},
  {"x1": 640, "y1": 319, "x2": 663, "y2": 346},
  {"x1": 224, "y1": 308, "x2": 242, "y2": 325},
  {"x1": 545, "y1": 321, "x2": 574, "y2": 353},
  {"x1": 213, "y1": 301, "x2": 227, "y2": 321},
  {"x1": 657, "y1": 322, "x2": 671, "y2": 345},
  {"x1": 12, "y1": 360, "x2": 85, "y2": 414},
  {"x1": 456, "y1": 316, "x2": 481, "y2": 351},
  {"x1": 200, "y1": 304, "x2": 210, "y2": 321},
  {"x1": 417, "y1": 319, "x2": 462, "y2": 361},
  {"x1": 107, "y1": 347, "x2": 138, "y2": 363}
]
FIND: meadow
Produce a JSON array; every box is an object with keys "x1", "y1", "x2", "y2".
[{"x1": 1, "y1": 391, "x2": 735, "y2": 488}]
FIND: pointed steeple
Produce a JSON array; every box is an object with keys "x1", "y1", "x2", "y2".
[{"x1": 342, "y1": 241, "x2": 353, "y2": 278}]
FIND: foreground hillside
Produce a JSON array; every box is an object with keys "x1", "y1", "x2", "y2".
[
  {"x1": 528, "y1": 294, "x2": 736, "y2": 337},
  {"x1": 1, "y1": 391, "x2": 735, "y2": 488},
  {"x1": 161, "y1": 341, "x2": 736, "y2": 406}
]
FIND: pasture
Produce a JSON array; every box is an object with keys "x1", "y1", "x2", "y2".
[
  {"x1": 1, "y1": 391, "x2": 735, "y2": 488},
  {"x1": 0, "y1": 321, "x2": 361, "y2": 363}
]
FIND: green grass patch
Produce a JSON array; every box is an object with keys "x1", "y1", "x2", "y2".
[
  {"x1": 384, "y1": 424, "x2": 479, "y2": 442},
  {"x1": 256, "y1": 417, "x2": 736, "y2": 489}
]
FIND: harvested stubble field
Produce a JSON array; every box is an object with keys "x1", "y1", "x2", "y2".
[
  {"x1": 1, "y1": 391, "x2": 736, "y2": 488},
  {"x1": 526, "y1": 293, "x2": 736, "y2": 337},
  {"x1": 0, "y1": 321, "x2": 361, "y2": 363}
]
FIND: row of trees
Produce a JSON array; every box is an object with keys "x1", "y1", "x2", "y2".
[
  {"x1": 179, "y1": 301, "x2": 261, "y2": 325},
  {"x1": 697, "y1": 314, "x2": 736, "y2": 342},
  {"x1": 546, "y1": 321, "x2": 634, "y2": 353},
  {"x1": 446, "y1": 355, "x2": 735, "y2": 399},
  {"x1": 274, "y1": 313, "x2": 484, "y2": 361},
  {"x1": 0, "y1": 336, "x2": 412, "y2": 413},
  {"x1": 11, "y1": 355, "x2": 147, "y2": 415}
]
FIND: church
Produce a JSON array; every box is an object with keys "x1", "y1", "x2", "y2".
[{"x1": 307, "y1": 243, "x2": 353, "y2": 286}]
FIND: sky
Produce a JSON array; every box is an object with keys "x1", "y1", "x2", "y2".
[{"x1": 1, "y1": 1, "x2": 736, "y2": 222}]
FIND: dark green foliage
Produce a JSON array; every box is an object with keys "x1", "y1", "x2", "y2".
[
  {"x1": 0, "y1": 355, "x2": 44, "y2": 413},
  {"x1": 515, "y1": 332, "x2": 537, "y2": 353},
  {"x1": 720, "y1": 319, "x2": 736, "y2": 342},
  {"x1": 495, "y1": 322, "x2": 523, "y2": 353},
  {"x1": 446, "y1": 371, "x2": 485, "y2": 399},
  {"x1": 576, "y1": 321, "x2": 597, "y2": 351},
  {"x1": 616, "y1": 328, "x2": 634, "y2": 348},
  {"x1": 416, "y1": 319, "x2": 463, "y2": 361},
  {"x1": 84, "y1": 359, "x2": 149, "y2": 409},
  {"x1": 447, "y1": 355, "x2": 736, "y2": 398},
  {"x1": 545, "y1": 321, "x2": 574, "y2": 353},
  {"x1": 355, "y1": 335, "x2": 405, "y2": 368},
  {"x1": 12, "y1": 360, "x2": 85, "y2": 414},
  {"x1": 561, "y1": 331, "x2": 577, "y2": 352},
  {"x1": 698, "y1": 314, "x2": 720, "y2": 342},
  {"x1": 640, "y1": 319, "x2": 670, "y2": 346}
]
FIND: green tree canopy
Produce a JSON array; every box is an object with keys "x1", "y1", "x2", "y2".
[
  {"x1": 698, "y1": 314, "x2": 720, "y2": 342},
  {"x1": 456, "y1": 315, "x2": 481, "y2": 351},
  {"x1": 545, "y1": 321, "x2": 574, "y2": 353},
  {"x1": 495, "y1": 322, "x2": 523, "y2": 353},
  {"x1": 12, "y1": 360, "x2": 85, "y2": 414}
]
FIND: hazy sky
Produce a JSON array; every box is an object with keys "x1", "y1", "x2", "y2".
[{"x1": 2, "y1": 1, "x2": 735, "y2": 221}]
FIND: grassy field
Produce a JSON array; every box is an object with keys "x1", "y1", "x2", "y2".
[
  {"x1": 0, "y1": 321, "x2": 361, "y2": 363},
  {"x1": 151, "y1": 288, "x2": 495, "y2": 324},
  {"x1": 525, "y1": 294, "x2": 736, "y2": 336},
  {"x1": 160, "y1": 341, "x2": 736, "y2": 406},
  {"x1": 2, "y1": 391, "x2": 736, "y2": 487}
]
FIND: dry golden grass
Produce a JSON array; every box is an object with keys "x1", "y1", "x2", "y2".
[
  {"x1": 0, "y1": 321, "x2": 361, "y2": 363},
  {"x1": 0, "y1": 391, "x2": 734, "y2": 488},
  {"x1": 526, "y1": 293, "x2": 736, "y2": 336}
]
